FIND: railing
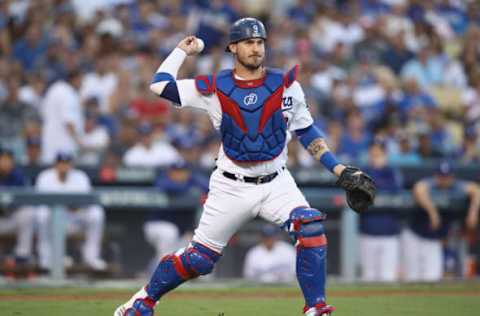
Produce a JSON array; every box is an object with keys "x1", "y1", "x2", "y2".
[{"x1": 0, "y1": 188, "x2": 471, "y2": 281}]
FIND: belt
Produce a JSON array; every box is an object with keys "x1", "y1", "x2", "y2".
[{"x1": 221, "y1": 168, "x2": 284, "y2": 185}]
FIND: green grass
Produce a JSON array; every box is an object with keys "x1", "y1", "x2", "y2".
[{"x1": 0, "y1": 282, "x2": 479, "y2": 316}]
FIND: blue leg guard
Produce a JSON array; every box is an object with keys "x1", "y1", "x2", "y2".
[
  {"x1": 285, "y1": 207, "x2": 328, "y2": 308},
  {"x1": 146, "y1": 242, "x2": 220, "y2": 301}
]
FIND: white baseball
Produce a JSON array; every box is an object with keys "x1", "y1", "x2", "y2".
[{"x1": 195, "y1": 38, "x2": 205, "y2": 53}]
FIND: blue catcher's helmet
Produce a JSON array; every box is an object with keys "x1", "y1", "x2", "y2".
[{"x1": 225, "y1": 17, "x2": 267, "y2": 52}]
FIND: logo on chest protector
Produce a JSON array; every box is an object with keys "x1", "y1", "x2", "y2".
[{"x1": 243, "y1": 93, "x2": 258, "y2": 105}]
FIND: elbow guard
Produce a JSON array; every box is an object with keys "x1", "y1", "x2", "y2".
[{"x1": 150, "y1": 72, "x2": 181, "y2": 105}]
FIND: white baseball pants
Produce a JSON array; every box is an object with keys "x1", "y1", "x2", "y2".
[{"x1": 192, "y1": 168, "x2": 309, "y2": 253}]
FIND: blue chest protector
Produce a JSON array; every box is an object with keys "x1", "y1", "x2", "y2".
[{"x1": 195, "y1": 66, "x2": 298, "y2": 162}]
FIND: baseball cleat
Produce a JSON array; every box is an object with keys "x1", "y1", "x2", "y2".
[
  {"x1": 304, "y1": 303, "x2": 336, "y2": 316},
  {"x1": 114, "y1": 287, "x2": 155, "y2": 316}
]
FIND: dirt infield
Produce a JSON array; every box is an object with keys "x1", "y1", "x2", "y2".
[{"x1": 2, "y1": 289, "x2": 479, "y2": 302}]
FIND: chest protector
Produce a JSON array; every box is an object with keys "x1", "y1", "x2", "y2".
[{"x1": 195, "y1": 66, "x2": 298, "y2": 162}]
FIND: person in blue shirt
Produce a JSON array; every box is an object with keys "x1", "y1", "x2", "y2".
[
  {"x1": 359, "y1": 141, "x2": 403, "y2": 282},
  {"x1": 143, "y1": 160, "x2": 209, "y2": 270},
  {"x1": 0, "y1": 148, "x2": 35, "y2": 263},
  {"x1": 337, "y1": 111, "x2": 371, "y2": 162},
  {"x1": 404, "y1": 161, "x2": 480, "y2": 281}
]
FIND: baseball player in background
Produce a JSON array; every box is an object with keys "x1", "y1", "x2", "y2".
[
  {"x1": 36, "y1": 152, "x2": 106, "y2": 271},
  {"x1": 115, "y1": 18, "x2": 375, "y2": 316},
  {"x1": 404, "y1": 161, "x2": 480, "y2": 281},
  {"x1": 243, "y1": 223, "x2": 296, "y2": 283}
]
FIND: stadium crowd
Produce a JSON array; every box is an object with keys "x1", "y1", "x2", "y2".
[
  {"x1": 0, "y1": 0, "x2": 479, "y2": 169},
  {"x1": 0, "y1": 0, "x2": 479, "y2": 281}
]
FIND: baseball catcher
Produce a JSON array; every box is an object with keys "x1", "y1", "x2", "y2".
[{"x1": 115, "y1": 17, "x2": 376, "y2": 316}]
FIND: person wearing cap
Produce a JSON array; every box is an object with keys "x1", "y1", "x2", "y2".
[
  {"x1": 360, "y1": 141, "x2": 403, "y2": 282},
  {"x1": 243, "y1": 223, "x2": 296, "y2": 283},
  {"x1": 35, "y1": 152, "x2": 107, "y2": 271},
  {"x1": 77, "y1": 110, "x2": 110, "y2": 166},
  {"x1": 404, "y1": 161, "x2": 480, "y2": 281},
  {"x1": 116, "y1": 16, "x2": 374, "y2": 316},
  {"x1": 40, "y1": 68, "x2": 84, "y2": 164},
  {"x1": 23, "y1": 136, "x2": 42, "y2": 167},
  {"x1": 143, "y1": 161, "x2": 209, "y2": 272},
  {"x1": 123, "y1": 122, "x2": 180, "y2": 167},
  {"x1": 0, "y1": 148, "x2": 36, "y2": 263}
]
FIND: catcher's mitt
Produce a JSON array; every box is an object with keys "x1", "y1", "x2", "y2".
[{"x1": 336, "y1": 166, "x2": 376, "y2": 213}]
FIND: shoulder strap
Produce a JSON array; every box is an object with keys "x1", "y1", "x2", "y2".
[
  {"x1": 194, "y1": 75, "x2": 214, "y2": 96},
  {"x1": 284, "y1": 65, "x2": 299, "y2": 88}
]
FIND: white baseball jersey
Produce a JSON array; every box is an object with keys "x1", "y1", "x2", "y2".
[
  {"x1": 151, "y1": 48, "x2": 314, "y2": 177},
  {"x1": 243, "y1": 240, "x2": 296, "y2": 283},
  {"x1": 35, "y1": 167, "x2": 105, "y2": 269},
  {"x1": 36, "y1": 168, "x2": 91, "y2": 193},
  {"x1": 41, "y1": 81, "x2": 83, "y2": 164},
  {"x1": 150, "y1": 48, "x2": 313, "y2": 253}
]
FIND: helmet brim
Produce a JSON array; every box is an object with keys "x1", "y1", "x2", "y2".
[{"x1": 225, "y1": 38, "x2": 266, "y2": 53}]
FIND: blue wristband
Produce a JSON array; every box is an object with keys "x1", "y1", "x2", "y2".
[{"x1": 320, "y1": 151, "x2": 340, "y2": 172}]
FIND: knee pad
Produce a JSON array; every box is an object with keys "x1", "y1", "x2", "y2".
[
  {"x1": 178, "y1": 242, "x2": 220, "y2": 278},
  {"x1": 147, "y1": 242, "x2": 221, "y2": 300},
  {"x1": 285, "y1": 207, "x2": 327, "y2": 248}
]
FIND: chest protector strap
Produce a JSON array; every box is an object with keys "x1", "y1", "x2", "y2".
[{"x1": 197, "y1": 65, "x2": 297, "y2": 162}]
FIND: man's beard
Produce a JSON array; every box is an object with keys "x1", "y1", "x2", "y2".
[{"x1": 237, "y1": 54, "x2": 263, "y2": 71}]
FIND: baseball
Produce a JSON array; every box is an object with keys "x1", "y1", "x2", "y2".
[{"x1": 195, "y1": 38, "x2": 205, "y2": 53}]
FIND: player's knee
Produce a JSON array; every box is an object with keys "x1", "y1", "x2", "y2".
[
  {"x1": 285, "y1": 207, "x2": 327, "y2": 248},
  {"x1": 170, "y1": 242, "x2": 220, "y2": 279}
]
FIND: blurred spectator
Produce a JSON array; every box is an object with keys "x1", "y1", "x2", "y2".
[
  {"x1": 416, "y1": 128, "x2": 444, "y2": 160},
  {"x1": 243, "y1": 223, "x2": 296, "y2": 283},
  {"x1": 457, "y1": 127, "x2": 480, "y2": 164},
  {"x1": 23, "y1": 136, "x2": 43, "y2": 167},
  {"x1": 173, "y1": 136, "x2": 201, "y2": 166},
  {"x1": 12, "y1": 24, "x2": 48, "y2": 71},
  {"x1": 428, "y1": 111, "x2": 457, "y2": 156},
  {"x1": 359, "y1": 142, "x2": 403, "y2": 282},
  {"x1": 400, "y1": 45, "x2": 443, "y2": 89},
  {"x1": 123, "y1": 122, "x2": 180, "y2": 167},
  {"x1": 40, "y1": 69, "x2": 84, "y2": 164},
  {"x1": 192, "y1": 0, "x2": 240, "y2": 53},
  {"x1": 337, "y1": 111, "x2": 371, "y2": 162},
  {"x1": 80, "y1": 53, "x2": 119, "y2": 114},
  {"x1": 18, "y1": 72, "x2": 46, "y2": 110},
  {"x1": 77, "y1": 111, "x2": 110, "y2": 166},
  {"x1": 0, "y1": 79, "x2": 40, "y2": 156},
  {"x1": 0, "y1": 148, "x2": 35, "y2": 262},
  {"x1": 461, "y1": 75, "x2": 480, "y2": 124},
  {"x1": 35, "y1": 152, "x2": 107, "y2": 271},
  {"x1": 381, "y1": 33, "x2": 414, "y2": 75},
  {"x1": 129, "y1": 83, "x2": 170, "y2": 122},
  {"x1": 404, "y1": 162, "x2": 480, "y2": 281},
  {"x1": 397, "y1": 78, "x2": 436, "y2": 120},
  {"x1": 287, "y1": 0, "x2": 316, "y2": 26},
  {"x1": 144, "y1": 160, "x2": 208, "y2": 269},
  {"x1": 388, "y1": 131, "x2": 421, "y2": 166}
]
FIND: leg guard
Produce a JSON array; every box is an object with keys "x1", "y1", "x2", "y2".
[
  {"x1": 285, "y1": 207, "x2": 328, "y2": 309},
  {"x1": 146, "y1": 242, "x2": 220, "y2": 301}
]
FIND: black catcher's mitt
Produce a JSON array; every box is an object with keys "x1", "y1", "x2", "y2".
[{"x1": 336, "y1": 166, "x2": 376, "y2": 213}]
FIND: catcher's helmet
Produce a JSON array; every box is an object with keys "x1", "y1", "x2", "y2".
[{"x1": 225, "y1": 17, "x2": 267, "y2": 52}]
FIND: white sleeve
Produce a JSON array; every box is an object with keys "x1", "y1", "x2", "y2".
[
  {"x1": 149, "y1": 48, "x2": 213, "y2": 111},
  {"x1": 285, "y1": 81, "x2": 314, "y2": 131}
]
